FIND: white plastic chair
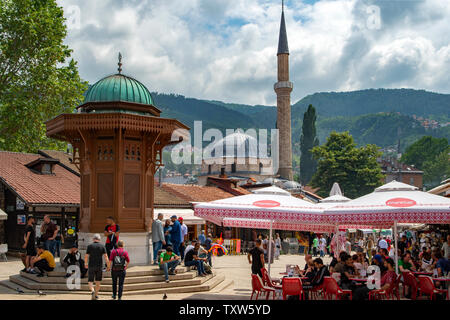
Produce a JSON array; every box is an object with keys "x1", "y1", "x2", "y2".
[{"x1": 0, "y1": 244, "x2": 8, "y2": 262}]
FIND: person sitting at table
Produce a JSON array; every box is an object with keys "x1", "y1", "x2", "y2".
[
  {"x1": 293, "y1": 254, "x2": 312, "y2": 276},
  {"x1": 302, "y1": 258, "x2": 330, "y2": 299},
  {"x1": 399, "y1": 252, "x2": 416, "y2": 273},
  {"x1": 371, "y1": 254, "x2": 386, "y2": 275},
  {"x1": 331, "y1": 251, "x2": 348, "y2": 275},
  {"x1": 420, "y1": 251, "x2": 434, "y2": 273},
  {"x1": 435, "y1": 251, "x2": 450, "y2": 277},
  {"x1": 353, "y1": 254, "x2": 368, "y2": 277},
  {"x1": 340, "y1": 254, "x2": 356, "y2": 291},
  {"x1": 352, "y1": 258, "x2": 397, "y2": 300}
]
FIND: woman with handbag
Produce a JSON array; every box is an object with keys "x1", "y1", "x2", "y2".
[{"x1": 109, "y1": 240, "x2": 130, "y2": 300}]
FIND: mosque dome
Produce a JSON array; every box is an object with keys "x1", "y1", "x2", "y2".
[{"x1": 204, "y1": 130, "x2": 265, "y2": 159}]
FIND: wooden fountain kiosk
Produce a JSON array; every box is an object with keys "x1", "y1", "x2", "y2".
[{"x1": 46, "y1": 57, "x2": 189, "y2": 264}]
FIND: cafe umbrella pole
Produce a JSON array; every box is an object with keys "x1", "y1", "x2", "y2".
[
  {"x1": 268, "y1": 219, "x2": 273, "y2": 276},
  {"x1": 394, "y1": 220, "x2": 399, "y2": 275}
]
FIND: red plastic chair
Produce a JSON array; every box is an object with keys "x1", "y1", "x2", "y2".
[
  {"x1": 418, "y1": 276, "x2": 448, "y2": 300},
  {"x1": 282, "y1": 277, "x2": 305, "y2": 300},
  {"x1": 402, "y1": 271, "x2": 418, "y2": 300},
  {"x1": 322, "y1": 277, "x2": 352, "y2": 300},
  {"x1": 261, "y1": 268, "x2": 282, "y2": 290},
  {"x1": 250, "y1": 274, "x2": 276, "y2": 300},
  {"x1": 369, "y1": 274, "x2": 401, "y2": 300}
]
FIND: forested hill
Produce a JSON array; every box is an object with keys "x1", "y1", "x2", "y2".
[
  {"x1": 149, "y1": 90, "x2": 449, "y2": 152},
  {"x1": 292, "y1": 88, "x2": 450, "y2": 119}
]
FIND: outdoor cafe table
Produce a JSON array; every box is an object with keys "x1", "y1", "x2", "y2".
[{"x1": 412, "y1": 271, "x2": 433, "y2": 276}]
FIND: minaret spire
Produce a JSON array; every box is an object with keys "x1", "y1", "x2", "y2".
[
  {"x1": 118, "y1": 52, "x2": 123, "y2": 74},
  {"x1": 277, "y1": 1, "x2": 289, "y2": 55}
]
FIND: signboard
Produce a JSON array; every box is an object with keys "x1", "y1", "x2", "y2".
[
  {"x1": 17, "y1": 214, "x2": 26, "y2": 225},
  {"x1": 252, "y1": 200, "x2": 281, "y2": 208},
  {"x1": 386, "y1": 198, "x2": 417, "y2": 208},
  {"x1": 16, "y1": 198, "x2": 25, "y2": 210}
]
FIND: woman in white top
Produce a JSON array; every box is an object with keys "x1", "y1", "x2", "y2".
[
  {"x1": 274, "y1": 233, "x2": 281, "y2": 260},
  {"x1": 420, "y1": 252, "x2": 434, "y2": 272}
]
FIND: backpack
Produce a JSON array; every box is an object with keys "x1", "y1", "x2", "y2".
[{"x1": 112, "y1": 249, "x2": 126, "y2": 271}]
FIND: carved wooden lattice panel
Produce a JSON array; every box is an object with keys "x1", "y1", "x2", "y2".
[
  {"x1": 97, "y1": 141, "x2": 114, "y2": 161},
  {"x1": 125, "y1": 141, "x2": 142, "y2": 161}
]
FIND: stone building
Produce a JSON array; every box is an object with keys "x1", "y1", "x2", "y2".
[{"x1": 198, "y1": 131, "x2": 274, "y2": 186}]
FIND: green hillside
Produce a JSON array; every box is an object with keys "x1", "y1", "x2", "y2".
[
  {"x1": 292, "y1": 88, "x2": 450, "y2": 118},
  {"x1": 151, "y1": 90, "x2": 449, "y2": 154}
]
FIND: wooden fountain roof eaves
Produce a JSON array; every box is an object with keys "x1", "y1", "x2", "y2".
[{"x1": 45, "y1": 112, "x2": 190, "y2": 138}]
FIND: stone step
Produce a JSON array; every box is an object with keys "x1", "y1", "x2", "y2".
[
  {"x1": 43, "y1": 266, "x2": 190, "y2": 278},
  {"x1": 9, "y1": 272, "x2": 218, "y2": 293},
  {"x1": 19, "y1": 270, "x2": 196, "y2": 284},
  {"x1": 5, "y1": 273, "x2": 225, "y2": 297}
]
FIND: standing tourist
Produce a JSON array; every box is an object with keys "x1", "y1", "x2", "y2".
[
  {"x1": 366, "y1": 235, "x2": 374, "y2": 262},
  {"x1": 205, "y1": 233, "x2": 213, "y2": 267},
  {"x1": 312, "y1": 235, "x2": 319, "y2": 257},
  {"x1": 198, "y1": 230, "x2": 206, "y2": 246},
  {"x1": 54, "y1": 225, "x2": 63, "y2": 258},
  {"x1": 110, "y1": 240, "x2": 130, "y2": 300},
  {"x1": 275, "y1": 233, "x2": 281, "y2": 260},
  {"x1": 179, "y1": 217, "x2": 188, "y2": 260},
  {"x1": 85, "y1": 234, "x2": 110, "y2": 300},
  {"x1": 184, "y1": 242, "x2": 207, "y2": 277},
  {"x1": 442, "y1": 235, "x2": 450, "y2": 259},
  {"x1": 319, "y1": 235, "x2": 327, "y2": 257},
  {"x1": 170, "y1": 216, "x2": 181, "y2": 256},
  {"x1": 344, "y1": 238, "x2": 352, "y2": 255},
  {"x1": 152, "y1": 213, "x2": 166, "y2": 265},
  {"x1": 378, "y1": 236, "x2": 388, "y2": 251},
  {"x1": 104, "y1": 216, "x2": 120, "y2": 266},
  {"x1": 248, "y1": 239, "x2": 265, "y2": 278},
  {"x1": 163, "y1": 219, "x2": 172, "y2": 249},
  {"x1": 40, "y1": 215, "x2": 57, "y2": 256},
  {"x1": 159, "y1": 246, "x2": 180, "y2": 283},
  {"x1": 22, "y1": 216, "x2": 36, "y2": 273}
]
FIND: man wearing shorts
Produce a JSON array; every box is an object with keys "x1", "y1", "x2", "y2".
[
  {"x1": 85, "y1": 234, "x2": 110, "y2": 300},
  {"x1": 22, "y1": 216, "x2": 36, "y2": 273}
]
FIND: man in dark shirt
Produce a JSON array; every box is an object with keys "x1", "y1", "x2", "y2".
[
  {"x1": 62, "y1": 245, "x2": 87, "y2": 278},
  {"x1": 248, "y1": 239, "x2": 265, "y2": 278},
  {"x1": 22, "y1": 216, "x2": 36, "y2": 272},
  {"x1": 104, "y1": 216, "x2": 120, "y2": 263},
  {"x1": 184, "y1": 242, "x2": 207, "y2": 277},
  {"x1": 85, "y1": 234, "x2": 110, "y2": 300},
  {"x1": 340, "y1": 255, "x2": 356, "y2": 290},
  {"x1": 398, "y1": 236, "x2": 408, "y2": 255},
  {"x1": 204, "y1": 233, "x2": 213, "y2": 267},
  {"x1": 40, "y1": 215, "x2": 57, "y2": 256}
]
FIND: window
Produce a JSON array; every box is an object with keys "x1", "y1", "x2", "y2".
[
  {"x1": 125, "y1": 142, "x2": 141, "y2": 161},
  {"x1": 208, "y1": 165, "x2": 212, "y2": 174},
  {"x1": 231, "y1": 163, "x2": 236, "y2": 173},
  {"x1": 41, "y1": 164, "x2": 52, "y2": 174},
  {"x1": 97, "y1": 142, "x2": 114, "y2": 161}
]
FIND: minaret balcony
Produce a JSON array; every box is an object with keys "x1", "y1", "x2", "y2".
[{"x1": 274, "y1": 81, "x2": 293, "y2": 90}]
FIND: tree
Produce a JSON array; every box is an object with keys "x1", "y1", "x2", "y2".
[
  {"x1": 0, "y1": 0, "x2": 87, "y2": 152},
  {"x1": 423, "y1": 151, "x2": 450, "y2": 188},
  {"x1": 310, "y1": 131, "x2": 384, "y2": 198},
  {"x1": 400, "y1": 136, "x2": 449, "y2": 170},
  {"x1": 299, "y1": 104, "x2": 319, "y2": 185}
]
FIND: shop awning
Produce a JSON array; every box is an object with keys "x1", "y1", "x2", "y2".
[
  {"x1": 0, "y1": 209, "x2": 7, "y2": 221},
  {"x1": 153, "y1": 208, "x2": 205, "y2": 225}
]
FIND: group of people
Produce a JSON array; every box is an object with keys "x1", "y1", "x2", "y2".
[{"x1": 247, "y1": 230, "x2": 450, "y2": 300}]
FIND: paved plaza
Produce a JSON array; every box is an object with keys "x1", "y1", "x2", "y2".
[{"x1": 0, "y1": 254, "x2": 332, "y2": 300}]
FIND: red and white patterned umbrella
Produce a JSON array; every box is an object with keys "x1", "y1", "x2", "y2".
[
  {"x1": 194, "y1": 186, "x2": 342, "y2": 232},
  {"x1": 324, "y1": 181, "x2": 450, "y2": 226}
]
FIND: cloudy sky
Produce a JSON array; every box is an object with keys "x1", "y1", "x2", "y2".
[{"x1": 57, "y1": 0, "x2": 450, "y2": 106}]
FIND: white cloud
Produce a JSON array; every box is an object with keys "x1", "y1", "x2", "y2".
[{"x1": 57, "y1": 0, "x2": 450, "y2": 106}]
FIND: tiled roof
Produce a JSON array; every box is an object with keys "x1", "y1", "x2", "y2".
[
  {"x1": 38, "y1": 150, "x2": 80, "y2": 175},
  {"x1": 0, "y1": 151, "x2": 80, "y2": 205},
  {"x1": 154, "y1": 186, "x2": 191, "y2": 208},
  {"x1": 161, "y1": 183, "x2": 236, "y2": 202}
]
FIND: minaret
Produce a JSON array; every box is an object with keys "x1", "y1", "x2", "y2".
[{"x1": 274, "y1": 1, "x2": 293, "y2": 180}]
